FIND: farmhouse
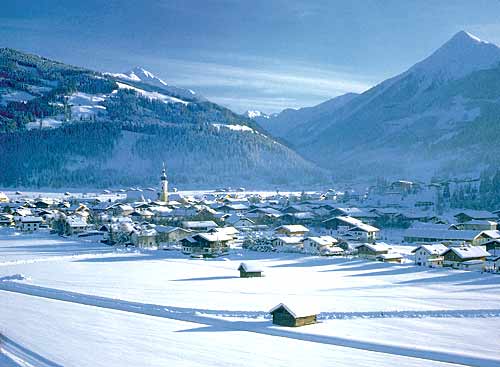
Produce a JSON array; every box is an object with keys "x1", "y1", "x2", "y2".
[
  {"x1": 347, "y1": 223, "x2": 379, "y2": 242},
  {"x1": 442, "y1": 246, "x2": 490, "y2": 269},
  {"x1": 238, "y1": 262, "x2": 263, "y2": 278},
  {"x1": 411, "y1": 244, "x2": 448, "y2": 267},
  {"x1": 64, "y1": 215, "x2": 88, "y2": 235},
  {"x1": 16, "y1": 216, "x2": 43, "y2": 232},
  {"x1": 131, "y1": 228, "x2": 158, "y2": 248},
  {"x1": 356, "y1": 242, "x2": 389, "y2": 259},
  {"x1": 155, "y1": 226, "x2": 192, "y2": 247},
  {"x1": 180, "y1": 233, "x2": 231, "y2": 257},
  {"x1": 269, "y1": 303, "x2": 318, "y2": 327},
  {"x1": 303, "y1": 236, "x2": 339, "y2": 255},
  {"x1": 272, "y1": 236, "x2": 304, "y2": 252}
]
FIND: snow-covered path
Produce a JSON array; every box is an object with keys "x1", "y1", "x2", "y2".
[{"x1": 1, "y1": 280, "x2": 499, "y2": 367}]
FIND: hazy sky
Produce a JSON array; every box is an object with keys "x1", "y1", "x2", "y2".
[{"x1": 2, "y1": 0, "x2": 500, "y2": 113}]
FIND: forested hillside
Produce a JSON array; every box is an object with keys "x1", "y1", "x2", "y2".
[{"x1": 0, "y1": 48, "x2": 326, "y2": 188}]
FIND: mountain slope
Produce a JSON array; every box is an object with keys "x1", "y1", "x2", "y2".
[
  {"x1": 265, "y1": 31, "x2": 500, "y2": 180},
  {"x1": 0, "y1": 48, "x2": 327, "y2": 188},
  {"x1": 252, "y1": 93, "x2": 358, "y2": 139}
]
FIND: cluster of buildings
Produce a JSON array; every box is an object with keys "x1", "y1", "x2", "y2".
[{"x1": 1, "y1": 173, "x2": 499, "y2": 272}]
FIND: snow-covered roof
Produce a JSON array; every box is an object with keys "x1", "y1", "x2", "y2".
[
  {"x1": 454, "y1": 210, "x2": 496, "y2": 220},
  {"x1": 269, "y1": 302, "x2": 319, "y2": 318},
  {"x1": 195, "y1": 233, "x2": 232, "y2": 242},
  {"x1": 182, "y1": 220, "x2": 218, "y2": 229},
  {"x1": 275, "y1": 224, "x2": 310, "y2": 233},
  {"x1": 349, "y1": 223, "x2": 380, "y2": 233},
  {"x1": 210, "y1": 226, "x2": 239, "y2": 236},
  {"x1": 377, "y1": 252, "x2": 403, "y2": 260},
  {"x1": 445, "y1": 246, "x2": 490, "y2": 259},
  {"x1": 358, "y1": 242, "x2": 389, "y2": 252},
  {"x1": 479, "y1": 230, "x2": 500, "y2": 239},
  {"x1": 404, "y1": 229, "x2": 480, "y2": 241},
  {"x1": 306, "y1": 236, "x2": 338, "y2": 246},
  {"x1": 20, "y1": 216, "x2": 43, "y2": 223},
  {"x1": 411, "y1": 244, "x2": 449, "y2": 255},
  {"x1": 238, "y1": 262, "x2": 263, "y2": 273}
]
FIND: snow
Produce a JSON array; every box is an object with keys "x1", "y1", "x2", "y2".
[
  {"x1": 1, "y1": 228, "x2": 500, "y2": 366},
  {"x1": 212, "y1": 124, "x2": 255, "y2": 132},
  {"x1": 115, "y1": 82, "x2": 189, "y2": 105},
  {"x1": 245, "y1": 110, "x2": 269, "y2": 119}
]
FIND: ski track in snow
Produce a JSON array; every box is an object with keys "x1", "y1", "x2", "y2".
[
  {"x1": 1, "y1": 281, "x2": 499, "y2": 367},
  {"x1": 0, "y1": 334, "x2": 63, "y2": 367}
]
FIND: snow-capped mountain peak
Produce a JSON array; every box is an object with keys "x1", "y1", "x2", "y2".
[
  {"x1": 410, "y1": 30, "x2": 500, "y2": 79},
  {"x1": 127, "y1": 67, "x2": 168, "y2": 88}
]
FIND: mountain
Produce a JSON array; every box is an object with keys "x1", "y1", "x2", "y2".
[
  {"x1": 0, "y1": 48, "x2": 327, "y2": 188},
  {"x1": 106, "y1": 67, "x2": 206, "y2": 103},
  {"x1": 251, "y1": 93, "x2": 358, "y2": 138},
  {"x1": 260, "y1": 31, "x2": 500, "y2": 180}
]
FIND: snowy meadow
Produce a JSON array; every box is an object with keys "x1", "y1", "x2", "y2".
[{"x1": 0, "y1": 228, "x2": 499, "y2": 367}]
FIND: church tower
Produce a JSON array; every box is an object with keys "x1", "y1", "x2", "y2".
[{"x1": 159, "y1": 163, "x2": 169, "y2": 202}]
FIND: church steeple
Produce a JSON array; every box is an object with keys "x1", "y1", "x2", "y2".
[{"x1": 159, "y1": 162, "x2": 169, "y2": 202}]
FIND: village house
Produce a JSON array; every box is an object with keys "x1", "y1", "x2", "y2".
[
  {"x1": 356, "y1": 242, "x2": 389, "y2": 260},
  {"x1": 484, "y1": 239, "x2": 500, "y2": 256},
  {"x1": 155, "y1": 226, "x2": 192, "y2": 248},
  {"x1": 131, "y1": 228, "x2": 158, "y2": 248},
  {"x1": 64, "y1": 215, "x2": 89, "y2": 235},
  {"x1": 274, "y1": 224, "x2": 309, "y2": 237},
  {"x1": 411, "y1": 244, "x2": 448, "y2": 267},
  {"x1": 272, "y1": 236, "x2": 304, "y2": 252},
  {"x1": 269, "y1": 303, "x2": 318, "y2": 327},
  {"x1": 224, "y1": 214, "x2": 255, "y2": 228},
  {"x1": 346, "y1": 223, "x2": 379, "y2": 242},
  {"x1": 485, "y1": 256, "x2": 500, "y2": 273},
  {"x1": 303, "y1": 236, "x2": 339, "y2": 255},
  {"x1": 180, "y1": 233, "x2": 231, "y2": 257},
  {"x1": 0, "y1": 214, "x2": 14, "y2": 227},
  {"x1": 450, "y1": 220, "x2": 497, "y2": 231},
  {"x1": 238, "y1": 262, "x2": 263, "y2": 278},
  {"x1": 442, "y1": 246, "x2": 490, "y2": 269},
  {"x1": 454, "y1": 210, "x2": 497, "y2": 224},
  {"x1": 16, "y1": 216, "x2": 43, "y2": 232}
]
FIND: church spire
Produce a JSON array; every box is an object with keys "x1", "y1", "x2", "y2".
[{"x1": 159, "y1": 162, "x2": 169, "y2": 202}]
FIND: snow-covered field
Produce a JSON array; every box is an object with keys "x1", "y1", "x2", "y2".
[{"x1": 1, "y1": 228, "x2": 499, "y2": 366}]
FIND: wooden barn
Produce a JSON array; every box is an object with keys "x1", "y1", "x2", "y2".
[
  {"x1": 269, "y1": 303, "x2": 318, "y2": 327},
  {"x1": 238, "y1": 262, "x2": 263, "y2": 278}
]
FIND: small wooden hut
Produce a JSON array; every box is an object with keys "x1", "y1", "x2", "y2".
[
  {"x1": 269, "y1": 303, "x2": 318, "y2": 327},
  {"x1": 238, "y1": 262, "x2": 263, "y2": 278}
]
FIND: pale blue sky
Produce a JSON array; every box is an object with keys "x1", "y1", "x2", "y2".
[{"x1": 2, "y1": 0, "x2": 500, "y2": 112}]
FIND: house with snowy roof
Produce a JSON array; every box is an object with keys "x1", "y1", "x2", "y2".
[
  {"x1": 411, "y1": 244, "x2": 448, "y2": 267},
  {"x1": 356, "y1": 242, "x2": 389, "y2": 260},
  {"x1": 303, "y1": 236, "x2": 339, "y2": 255},
  {"x1": 131, "y1": 228, "x2": 158, "y2": 248},
  {"x1": 238, "y1": 262, "x2": 263, "y2": 278},
  {"x1": 274, "y1": 224, "x2": 309, "y2": 237},
  {"x1": 272, "y1": 236, "x2": 304, "y2": 252},
  {"x1": 269, "y1": 302, "x2": 319, "y2": 327},
  {"x1": 450, "y1": 220, "x2": 497, "y2": 231},
  {"x1": 180, "y1": 233, "x2": 231, "y2": 257},
  {"x1": 454, "y1": 210, "x2": 497, "y2": 223},
  {"x1": 16, "y1": 216, "x2": 43, "y2": 232},
  {"x1": 442, "y1": 246, "x2": 490, "y2": 269}
]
